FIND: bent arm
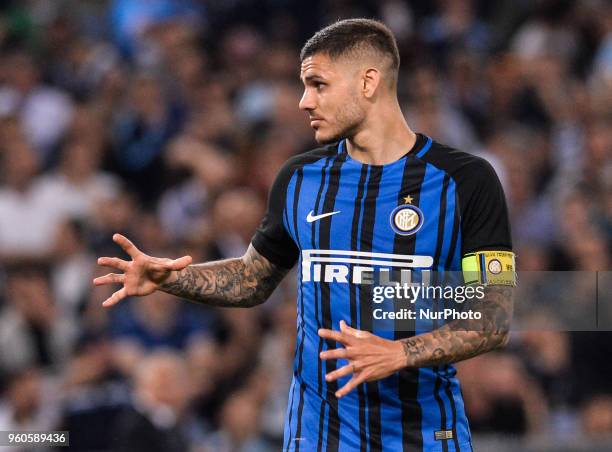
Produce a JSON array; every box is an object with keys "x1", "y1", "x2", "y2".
[
  {"x1": 160, "y1": 244, "x2": 289, "y2": 307},
  {"x1": 400, "y1": 285, "x2": 514, "y2": 368}
]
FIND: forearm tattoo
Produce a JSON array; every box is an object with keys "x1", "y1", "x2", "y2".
[
  {"x1": 160, "y1": 245, "x2": 288, "y2": 307},
  {"x1": 401, "y1": 285, "x2": 514, "y2": 367}
]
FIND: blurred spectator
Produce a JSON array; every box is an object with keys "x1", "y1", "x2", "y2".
[
  {"x1": 111, "y1": 72, "x2": 185, "y2": 206},
  {"x1": 109, "y1": 0, "x2": 204, "y2": 62},
  {"x1": 36, "y1": 135, "x2": 121, "y2": 222},
  {"x1": 422, "y1": 0, "x2": 491, "y2": 63},
  {"x1": 458, "y1": 353, "x2": 548, "y2": 435},
  {"x1": 257, "y1": 298, "x2": 296, "y2": 445},
  {"x1": 58, "y1": 338, "x2": 130, "y2": 451},
  {"x1": 592, "y1": 4, "x2": 612, "y2": 85},
  {"x1": 89, "y1": 190, "x2": 138, "y2": 256},
  {"x1": 112, "y1": 350, "x2": 202, "y2": 452},
  {"x1": 0, "y1": 136, "x2": 72, "y2": 259},
  {"x1": 0, "y1": 268, "x2": 76, "y2": 373},
  {"x1": 203, "y1": 391, "x2": 273, "y2": 452},
  {"x1": 190, "y1": 307, "x2": 264, "y2": 428},
  {"x1": 511, "y1": 0, "x2": 578, "y2": 62},
  {"x1": 209, "y1": 188, "x2": 265, "y2": 259},
  {"x1": 50, "y1": 218, "x2": 97, "y2": 317},
  {"x1": 519, "y1": 329, "x2": 571, "y2": 409},
  {"x1": 110, "y1": 291, "x2": 213, "y2": 353},
  {"x1": 404, "y1": 66, "x2": 479, "y2": 152},
  {"x1": 582, "y1": 395, "x2": 612, "y2": 435},
  {"x1": 184, "y1": 80, "x2": 237, "y2": 147},
  {"x1": 501, "y1": 130, "x2": 557, "y2": 248},
  {"x1": 159, "y1": 136, "x2": 233, "y2": 242},
  {"x1": 45, "y1": 20, "x2": 120, "y2": 102},
  {"x1": 0, "y1": 367, "x2": 60, "y2": 442},
  {"x1": 0, "y1": 50, "x2": 73, "y2": 166}
]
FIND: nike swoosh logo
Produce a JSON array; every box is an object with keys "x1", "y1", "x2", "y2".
[{"x1": 306, "y1": 210, "x2": 340, "y2": 223}]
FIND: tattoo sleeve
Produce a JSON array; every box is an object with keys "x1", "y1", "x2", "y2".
[
  {"x1": 160, "y1": 245, "x2": 289, "y2": 307},
  {"x1": 400, "y1": 285, "x2": 514, "y2": 368}
]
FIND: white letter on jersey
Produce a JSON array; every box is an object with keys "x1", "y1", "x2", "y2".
[
  {"x1": 353, "y1": 266, "x2": 374, "y2": 284},
  {"x1": 325, "y1": 265, "x2": 349, "y2": 283}
]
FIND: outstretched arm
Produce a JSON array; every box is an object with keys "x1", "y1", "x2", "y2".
[
  {"x1": 94, "y1": 234, "x2": 288, "y2": 308},
  {"x1": 160, "y1": 244, "x2": 289, "y2": 307},
  {"x1": 318, "y1": 285, "x2": 513, "y2": 398}
]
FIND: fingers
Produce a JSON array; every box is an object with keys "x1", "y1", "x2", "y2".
[
  {"x1": 325, "y1": 364, "x2": 354, "y2": 382},
  {"x1": 320, "y1": 347, "x2": 348, "y2": 361},
  {"x1": 102, "y1": 288, "x2": 127, "y2": 308},
  {"x1": 336, "y1": 374, "x2": 364, "y2": 398},
  {"x1": 318, "y1": 328, "x2": 349, "y2": 344},
  {"x1": 319, "y1": 321, "x2": 367, "y2": 345},
  {"x1": 169, "y1": 255, "x2": 192, "y2": 270},
  {"x1": 340, "y1": 320, "x2": 368, "y2": 338},
  {"x1": 339, "y1": 320, "x2": 352, "y2": 332},
  {"x1": 93, "y1": 273, "x2": 126, "y2": 286},
  {"x1": 113, "y1": 233, "x2": 140, "y2": 258},
  {"x1": 97, "y1": 256, "x2": 129, "y2": 271},
  {"x1": 149, "y1": 255, "x2": 192, "y2": 271}
]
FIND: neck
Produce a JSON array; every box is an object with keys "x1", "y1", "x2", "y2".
[{"x1": 345, "y1": 100, "x2": 416, "y2": 165}]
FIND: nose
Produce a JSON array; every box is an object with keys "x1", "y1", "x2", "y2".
[{"x1": 299, "y1": 88, "x2": 315, "y2": 112}]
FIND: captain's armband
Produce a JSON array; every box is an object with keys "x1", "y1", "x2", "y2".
[{"x1": 461, "y1": 250, "x2": 516, "y2": 286}]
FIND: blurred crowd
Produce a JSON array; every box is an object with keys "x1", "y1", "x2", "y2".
[{"x1": 0, "y1": 0, "x2": 610, "y2": 450}]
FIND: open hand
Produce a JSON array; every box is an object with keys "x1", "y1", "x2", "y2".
[
  {"x1": 318, "y1": 320, "x2": 407, "y2": 398},
  {"x1": 93, "y1": 233, "x2": 192, "y2": 307}
]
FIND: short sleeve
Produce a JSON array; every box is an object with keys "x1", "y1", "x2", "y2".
[
  {"x1": 458, "y1": 158, "x2": 512, "y2": 255},
  {"x1": 251, "y1": 160, "x2": 299, "y2": 269}
]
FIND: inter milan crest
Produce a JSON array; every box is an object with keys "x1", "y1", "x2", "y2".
[
  {"x1": 390, "y1": 196, "x2": 424, "y2": 236},
  {"x1": 487, "y1": 259, "x2": 502, "y2": 274}
]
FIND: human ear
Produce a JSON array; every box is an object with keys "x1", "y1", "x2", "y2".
[{"x1": 362, "y1": 68, "x2": 381, "y2": 98}]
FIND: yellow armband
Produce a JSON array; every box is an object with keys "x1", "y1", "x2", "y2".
[{"x1": 461, "y1": 250, "x2": 516, "y2": 286}]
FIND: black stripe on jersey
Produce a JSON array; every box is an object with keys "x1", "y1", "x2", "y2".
[
  {"x1": 432, "y1": 174, "x2": 450, "y2": 452},
  {"x1": 445, "y1": 191, "x2": 461, "y2": 270},
  {"x1": 313, "y1": 157, "x2": 333, "y2": 452},
  {"x1": 393, "y1": 154, "x2": 427, "y2": 451},
  {"x1": 285, "y1": 385, "x2": 295, "y2": 451},
  {"x1": 290, "y1": 168, "x2": 305, "y2": 452},
  {"x1": 444, "y1": 191, "x2": 462, "y2": 452},
  {"x1": 444, "y1": 379, "x2": 461, "y2": 451},
  {"x1": 432, "y1": 174, "x2": 449, "y2": 269},
  {"x1": 318, "y1": 152, "x2": 347, "y2": 452},
  {"x1": 350, "y1": 165, "x2": 369, "y2": 452},
  {"x1": 359, "y1": 166, "x2": 383, "y2": 452},
  {"x1": 434, "y1": 377, "x2": 449, "y2": 452}
]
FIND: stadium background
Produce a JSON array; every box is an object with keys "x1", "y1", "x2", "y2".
[{"x1": 0, "y1": 0, "x2": 610, "y2": 450}]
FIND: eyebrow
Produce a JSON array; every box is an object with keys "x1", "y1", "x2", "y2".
[{"x1": 301, "y1": 74, "x2": 326, "y2": 84}]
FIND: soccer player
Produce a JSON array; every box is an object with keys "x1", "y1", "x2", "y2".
[{"x1": 95, "y1": 19, "x2": 515, "y2": 452}]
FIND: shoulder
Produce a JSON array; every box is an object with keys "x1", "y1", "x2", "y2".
[
  {"x1": 279, "y1": 143, "x2": 338, "y2": 175},
  {"x1": 419, "y1": 139, "x2": 498, "y2": 181},
  {"x1": 418, "y1": 139, "x2": 503, "y2": 196},
  {"x1": 264, "y1": 143, "x2": 338, "y2": 207},
  {"x1": 272, "y1": 143, "x2": 339, "y2": 187}
]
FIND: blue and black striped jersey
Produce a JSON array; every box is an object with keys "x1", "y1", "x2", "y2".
[{"x1": 252, "y1": 133, "x2": 512, "y2": 452}]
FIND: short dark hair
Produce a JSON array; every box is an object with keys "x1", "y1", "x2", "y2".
[{"x1": 300, "y1": 18, "x2": 400, "y2": 84}]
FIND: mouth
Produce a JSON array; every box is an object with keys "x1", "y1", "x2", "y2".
[{"x1": 309, "y1": 118, "x2": 324, "y2": 127}]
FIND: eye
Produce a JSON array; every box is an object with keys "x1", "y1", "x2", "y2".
[{"x1": 315, "y1": 82, "x2": 325, "y2": 91}]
